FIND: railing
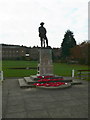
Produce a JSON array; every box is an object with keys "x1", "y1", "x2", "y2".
[{"x1": 77, "y1": 70, "x2": 90, "y2": 79}]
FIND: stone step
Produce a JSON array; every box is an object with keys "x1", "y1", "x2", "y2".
[
  {"x1": 71, "y1": 80, "x2": 82, "y2": 85},
  {"x1": 30, "y1": 75, "x2": 37, "y2": 80},
  {"x1": 24, "y1": 77, "x2": 35, "y2": 84},
  {"x1": 18, "y1": 79, "x2": 35, "y2": 88}
]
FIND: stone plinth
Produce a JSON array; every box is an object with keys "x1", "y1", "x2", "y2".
[{"x1": 38, "y1": 48, "x2": 53, "y2": 75}]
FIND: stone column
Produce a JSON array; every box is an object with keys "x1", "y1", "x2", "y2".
[{"x1": 38, "y1": 48, "x2": 53, "y2": 75}]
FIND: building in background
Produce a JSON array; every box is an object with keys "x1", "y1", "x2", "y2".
[
  {"x1": 2, "y1": 44, "x2": 26, "y2": 60},
  {"x1": 1, "y1": 44, "x2": 61, "y2": 61}
]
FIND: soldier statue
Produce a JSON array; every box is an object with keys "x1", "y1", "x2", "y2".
[{"x1": 38, "y1": 22, "x2": 48, "y2": 47}]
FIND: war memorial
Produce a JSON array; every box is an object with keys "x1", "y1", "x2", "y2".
[
  {"x1": 1, "y1": 22, "x2": 88, "y2": 119},
  {"x1": 18, "y1": 22, "x2": 81, "y2": 89}
]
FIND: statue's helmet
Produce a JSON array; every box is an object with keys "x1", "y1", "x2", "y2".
[{"x1": 40, "y1": 22, "x2": 44, "y2": 25}]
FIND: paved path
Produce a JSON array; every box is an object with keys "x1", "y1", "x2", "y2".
[{"x1": 2, "y1": 78, "x2": 88, "y2": 118}]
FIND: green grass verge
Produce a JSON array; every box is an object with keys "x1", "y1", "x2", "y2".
[
  {"x1": 53, "y1": 63, "x2": 88, "y2": 76},
  {"x1": 2, "y1": 60, "x2": 37, "y2": 77},
  {"x1": 2, "y1": 60, "x2": 88, "y2": 78}
]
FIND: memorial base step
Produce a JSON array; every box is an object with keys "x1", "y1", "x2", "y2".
[
  {"x1": 18, "y1": 79, "x2": 35, "y2": 88},
  {"x1": 71, "y1": 80, "x2": 82, "y2": 85},
  {"x1": 24, "y1": 77, "x2": 34, "y2": 84}
]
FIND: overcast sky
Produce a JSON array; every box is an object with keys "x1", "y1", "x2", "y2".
[{"x1": 0, "y1": 0, "x2": 89, "y2": 48}]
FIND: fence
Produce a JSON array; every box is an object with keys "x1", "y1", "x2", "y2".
[
  {"x1": 77, "y1": 70, "x2": 90, "y2": 80},
  {"x1": 72, "y1": 69, "x2": 90, "y2": 80}
]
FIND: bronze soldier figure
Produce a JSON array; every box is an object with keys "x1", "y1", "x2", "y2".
[{"x1": 38, "y1": 22, "x2": 48, "y2": 47}]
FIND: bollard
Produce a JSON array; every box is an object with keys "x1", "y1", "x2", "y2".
[
  {"x1": 0, "y1": 71, "x2": 3, "y2": 81},
  {"x1": 72, "y1": 69, "x2": 75, "y2": 78}
]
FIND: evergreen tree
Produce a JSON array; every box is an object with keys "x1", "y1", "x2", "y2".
[{"x1": 61, "y1": 30, "x2": 76, "y2": 60}]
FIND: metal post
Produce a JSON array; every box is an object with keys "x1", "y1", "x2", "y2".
[
  {"x1": 72, "y1": 69, "x2": 75, "y2": 78},
  {"x1": 0, "y1": 71, "x2": 3, "y2": 81}
]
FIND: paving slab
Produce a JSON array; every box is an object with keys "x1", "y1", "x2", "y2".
[
  {"x1": 6, "y1": 104, "x2": 25, "y2": 114},
  {"x1": 47, "y1": 108, "x2": 72, "y2": 118},
  {"x1": 5, "y1": 112, "x2": 27, "y2": 118},
  {"x1": 27, "y1": 109, "x2": 50, "y2": 118},
  {"x1": 2, "y1": 78, "x2": 88, "y2": 119}
]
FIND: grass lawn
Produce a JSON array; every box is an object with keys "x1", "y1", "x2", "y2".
[
  {"x1": 2, "y1": 60, "x2": 37, "y2": 77},
  {"x1": 53, "y1": 63, "x2": 88, "y2": 76},
  {"x1": 2, "y1": 60, "x2": 88, "y2": 78}
]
